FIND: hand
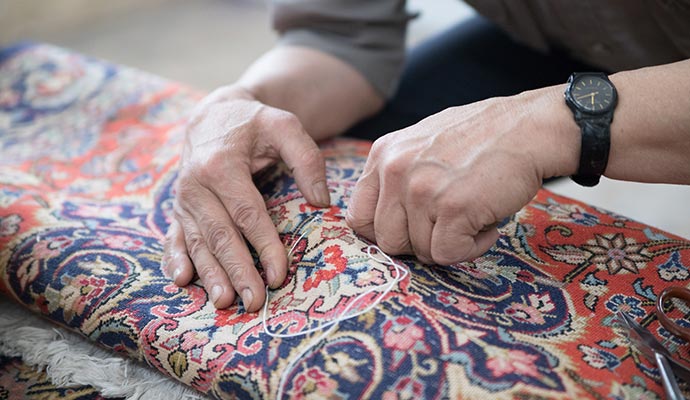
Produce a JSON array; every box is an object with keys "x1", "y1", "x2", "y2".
[
  {"x1": 346, "y1": 89, "x2": 578, "y2": 265},
  {"x1": 164, "y1": 85, "x2": 330, "y2": 311}
]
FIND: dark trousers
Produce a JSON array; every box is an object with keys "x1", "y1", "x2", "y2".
[{"x1": 346, "y1": 16, "x2": 596, "y2": 141}]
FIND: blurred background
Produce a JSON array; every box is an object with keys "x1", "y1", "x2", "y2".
[{"x1": 2, "y1": 0, "x2": 689, "y2": 239}]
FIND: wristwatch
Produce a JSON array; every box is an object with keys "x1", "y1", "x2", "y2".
[{"x1": 564, "y1": 72, "x2": 618, "y2": 187}]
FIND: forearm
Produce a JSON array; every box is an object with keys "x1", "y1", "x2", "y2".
[
  {"x1": 606, "y1": 59, "x2": 690, "y2": 184},
  {"x1": 525, "y1": 59, "x2": 690, "y2": 185},
  {"x1": 236, "y1": 46, "x2": 385, "y2": 140}
]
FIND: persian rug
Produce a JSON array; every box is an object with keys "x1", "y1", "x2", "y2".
[
  {"x1": 1, "y1": 42, "x2": 690, "y2": 399},
  {"x1": 0, "y1": 296, "x2": 205, "y2": 400},
  {"x1": 0, "y1": 354, "x2": 109, "y2": 400}
]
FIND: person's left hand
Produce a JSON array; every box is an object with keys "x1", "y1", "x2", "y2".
[
  {"x1": 163, "y1": 85, "x2": 330, "y2": 312},
  {"x1": 346, "y1": 88, "x2": 578, "y2": 265}
]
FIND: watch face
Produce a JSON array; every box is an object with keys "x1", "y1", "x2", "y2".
[{"x1": 570, "y1": 75, "x2": 615, "y2": 113}]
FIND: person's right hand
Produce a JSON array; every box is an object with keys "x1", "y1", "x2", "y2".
[
  {"x1": 163, "y1": 85, "x2": 330, "y2": 312},
  {"x1": 345, "y1": 87, "x2": 580, "y2": 266}
]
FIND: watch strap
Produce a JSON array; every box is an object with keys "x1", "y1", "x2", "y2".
[
  {"x1": 565, "y1": 72, "x2": 617, "y2": 187},
  {"x1": 571, "y1": 116, "x2": 612, "y2": 187}
]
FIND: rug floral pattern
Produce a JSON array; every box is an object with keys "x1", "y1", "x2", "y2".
[{"x1": 1, "y1": 43, "x2": 689, "y2": 399}]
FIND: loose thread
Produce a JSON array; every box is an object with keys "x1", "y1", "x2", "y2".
[
  {"x1": 286, "y1": 214, "x2": 322, "y2": 261},
  {"x1": 261, "y1": 215, "x2": 408, "y2": 400}
]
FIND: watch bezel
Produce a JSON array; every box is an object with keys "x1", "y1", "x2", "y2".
[{"x1": 565, "y1": 72, "x2": 618, "y2": 116}]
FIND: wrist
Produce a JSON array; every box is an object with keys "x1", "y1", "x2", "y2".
[
  {"x1": 564, "y1": 73, "x2": 618, "y2": 186},
  {"x1": 517, "y1": 85, "x2": 581, "y2": 180}
]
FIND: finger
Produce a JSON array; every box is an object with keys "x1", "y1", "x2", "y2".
[
  {"x1": 430, "y1": 215, "x2": 500, "y2": 265},
  {"x1": 405, "y1": 170, "x2": 437, "y2": 264},
  {"x1": 181, "y1": 185, "x2": 269, "y2": 312},
  {"x1": 272, "y1": 118, "x2": 330, "y2": 207},
  {"x1": 472, "y1": 227, "x2": 501, "y2": 258},
  {"x1": 163, "y1": 219, "x2": 195, "y2": 286},
  {"x1": 209, "y1": 168, "x2": 289, "y2": 293},
  {"x1": 373, "y1": 197, "x2": 412, "y2": 256},
  {"x1": 223, "y1": 187, "x2": 288, "y2": 292},
  {"x1": 178, "y1": 212, "x2": 237, "y2": 309},
  {"x1": 345, "y1": 168, "x2": 380, "y2": 243},
  {"x1": 406, "y1": 208, "x2": 434, "y2": 264}
]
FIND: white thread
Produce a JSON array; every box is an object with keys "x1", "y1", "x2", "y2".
[
  {"x1": 286, "y1": 214, "x2": 321, "y2": 261},
  {"x1": 261, "y1": 216, "x2": 408, "y2": 400}
]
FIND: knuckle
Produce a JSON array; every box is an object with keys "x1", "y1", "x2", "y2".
[
  {"x1": 231, "y1": 201, "x2": 262, "y2": 234},
  {"x1": 299, "y1": 146, "x2": 324, "y2": 170},
  {"x1": 436, "y1": 196, "x2": 463, "y2": 216},
  {"x1": 205, "y1": 223, "x2": 234, "y2": 256},
  {"x1": 381, "y1": 158, "x2": 405, "y2": 180},
  {"x1": 195, "y1": 262, "x2": 218, "y2": 281},
  {"x1": 408, "y1": 175, "x2": 435, "y2": 201},
  {"x1": 224, "y1": 262, "x2": 250, "y2": 287},
  {"x1": 185, "y1": 232, "x2": 206, "y2": 258}
]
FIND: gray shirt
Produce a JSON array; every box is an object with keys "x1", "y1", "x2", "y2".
[{"x1": 271, "y1": 0, "x2": 690, "y2": 98}]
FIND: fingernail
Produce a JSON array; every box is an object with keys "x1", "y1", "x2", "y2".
[
  {"x1": 241, "y1": 288, "x2": 254, "y2": 310},
  {"x1": 210, "y1": 285, "x2": 224, "y2": 305},
  {"x1": 172, "y1": 266, "x2": 183, "y2": 282},
  {"x1": 265, "y1": 267, "x2": 276, "y2": 287},
  {"x1": 312, "y1": 181, "x2": 330, "y2": 207}
]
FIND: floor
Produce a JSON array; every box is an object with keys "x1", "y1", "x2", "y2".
[{"x1": 3, "y1": 0, "x2": 689, "y2": 239}]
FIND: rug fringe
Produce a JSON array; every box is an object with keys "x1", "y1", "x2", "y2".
[{"x1": 0, "y1": 296, "x2": 207, "y2": 400}]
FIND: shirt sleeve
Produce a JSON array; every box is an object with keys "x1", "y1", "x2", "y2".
[{"x1": 271, "y1": 0, "x2": 412, "y2": 99}]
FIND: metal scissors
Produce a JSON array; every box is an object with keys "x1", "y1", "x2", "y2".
[
  {"x1": 617, "y1": 311, "x2": 689, "y2": 399},
  {"x1": 617, "y1": 286, "x2": 690, "y2": 400},
  {"x1": 657, "y1": 286, "x2": 690, "y2": 343}
]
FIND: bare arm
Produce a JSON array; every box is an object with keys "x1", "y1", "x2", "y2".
[
  {"x1": 237, "y1": 46, "x2": 384, "y2": 140},
  {"x1": 606, "y1": 59, "x2": 690, "y2": 184},
  {"x1": 532, "y1": 58, "x2": 690, "y2": 183}
]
